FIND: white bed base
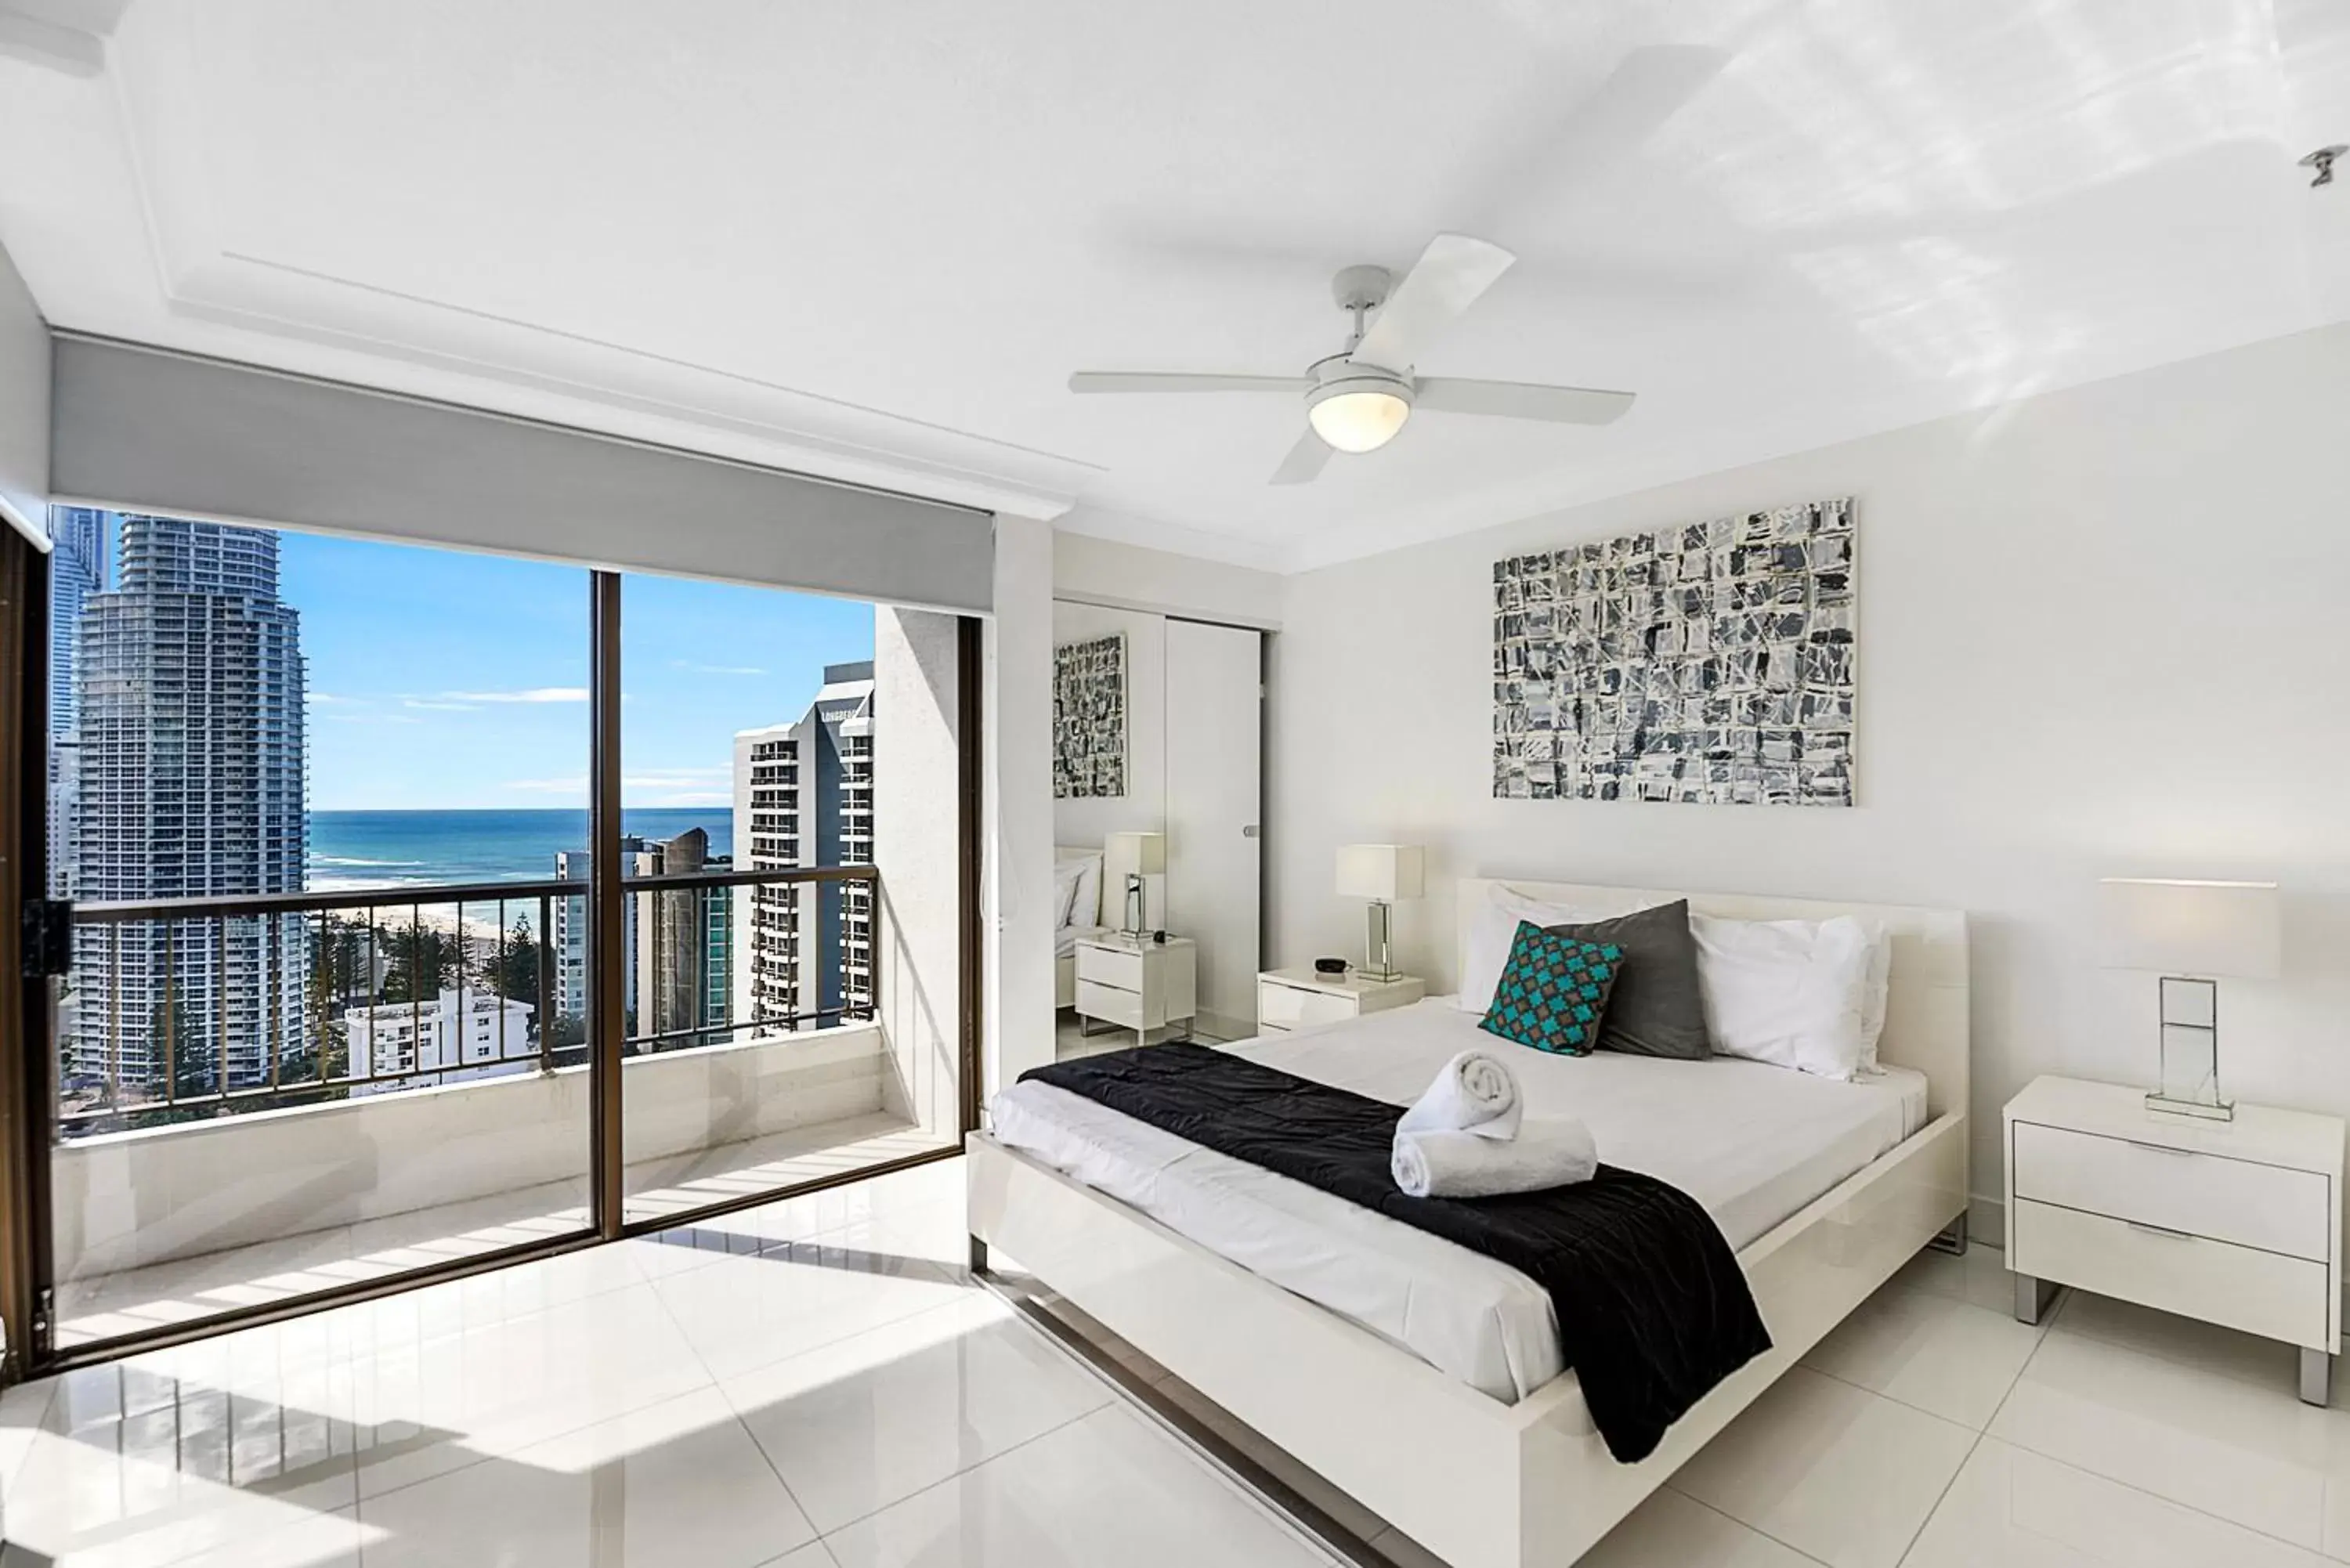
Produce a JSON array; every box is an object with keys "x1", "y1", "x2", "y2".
[{"x1": 969, "y1": 880, "x2": 1969, "y2": 1568}]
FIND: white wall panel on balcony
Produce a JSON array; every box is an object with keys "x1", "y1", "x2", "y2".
[
  {"x1": 874, "y1": 606, "x2": 964, "y2": 1139},
  {"x1": 49, "y1": 335, "x2": 995, "y2": 612},
  {"x1": 0, "y1": 233, "x2": 47, "y2": 547}
]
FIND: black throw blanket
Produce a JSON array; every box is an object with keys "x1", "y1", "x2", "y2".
[{"x1": 1021, "y1": 1044, "x2": 1770, "y2": 1462}]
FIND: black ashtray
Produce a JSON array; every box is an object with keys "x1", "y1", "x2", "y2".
[{"x1": 1313, "y1": 957, "x2": 1347, "y2": 977}]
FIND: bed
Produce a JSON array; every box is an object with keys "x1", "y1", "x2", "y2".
[
  {"x1": 967, "y1": 880, "x2": 1969, "y2": 1568},
  {"x1": 1054, "y1": 844, "x2": 1107, "y2": 1009}
]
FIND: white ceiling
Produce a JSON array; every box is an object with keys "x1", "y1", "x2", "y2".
[{"x1": 2, "y1": 0, "x2": 2346, "y2": 572}]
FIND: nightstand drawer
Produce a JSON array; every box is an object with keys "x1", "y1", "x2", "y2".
[
  {"x1": 2013, "y1": 1121, "x2": 2330, "y2": 1262},
  {"x1": 2011, "y1": 1198, "x2": 2331, "y2": 1349},
  {"x1": 1074, "y1": 978, "x2": 1145, "y2": 1029},
  {"x1": 1078, "y1": 945, "x2": 1146, "y2": 993},
  {"x1": 1257, "y1": 982, "x2": 1358, "y2": 1031}
]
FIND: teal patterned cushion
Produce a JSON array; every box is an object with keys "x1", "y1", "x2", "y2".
[{"x1": 1478, "y1": 920, "x2": 1624, "y2": 1056}]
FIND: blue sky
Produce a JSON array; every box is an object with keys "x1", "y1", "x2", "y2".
[{"x1": 278, "y1": 530, "x2": 873, "y2": 811}]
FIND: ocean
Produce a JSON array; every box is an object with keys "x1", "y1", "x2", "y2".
[{"x1": 309, "y1": 808, "x2": 736, "y2": 894}]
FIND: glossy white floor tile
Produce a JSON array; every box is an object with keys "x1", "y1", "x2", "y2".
[
  {"x1": 1672, "y1": 1364, "x2": 1976, "y2": 1568},
  {"x1": 820, "y1": 1404, "x2": 1332, "y2": 1568},
  {"x1": 1986, "y1": 1309, "x2": 2348, "y2": 1550},
  {"x1": 1801, "y1": 1275, "x2": 2046, "y2": 1429},
  {"x1": 724, "y1": 1295, "x2": 1112, "y2": 1533},
  {"x1": 1903, "y1": 1436, "x2": 2328, "y2": 1568},
  {"x1": 1579, "y1": 1486, "x2": 1826, "y2": 1567},
  {"x1": 358, "y1": 1386, "x2": 817, "y2": 1567},
  {"x1": 24, "y1": 1198, "x2": 2350, "y2": 1568}
]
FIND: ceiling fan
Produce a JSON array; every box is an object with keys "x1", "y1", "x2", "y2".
[{"x1": 1068, "y1": 233, "x2": 1637, "y2": 485}]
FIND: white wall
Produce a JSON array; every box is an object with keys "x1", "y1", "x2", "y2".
[
  {"x1": 1270, "y1": 320, "x2": 2350, "y2": 1233},
  {"x1": 1054, "y1": 528, "x2": 1282, "y2": 629},
  {"x1": 0, "y1": 233, "x2": 47, "y2": 546},
  {"x1": 987, "y1": 515, "x2": 1058, "y2": 1093},
  {"x1": 875, "y1": 608, "x2": 964, "y2": 1137}
]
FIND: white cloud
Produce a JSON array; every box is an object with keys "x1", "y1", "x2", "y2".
[
  {"x1": 504, "y1": 776, "x2": 588, "y2": 793},
  {"x1": 442, "y1": 687, "x2": 590, "y2": 704},
  {"x1": 309, "y1": 692, "x2": 359, "y2": 706},
  {"x1": 402, "y1": 699, "x2": 479, "y2": 712},
  {"x1": 669, "y1": 659, "x2": 767, "y2": 677}
]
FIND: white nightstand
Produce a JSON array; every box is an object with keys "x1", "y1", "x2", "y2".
[
  {"x1": 1256, "y1": 967, "x2": 1426, "y2": 1035},
  {"x1": 1075, "y1": 934, "x2": 1198, "y2": 1046},
  {"x1": 2005, "y1": 1075, "x2": 2345, "y2": 1404}
]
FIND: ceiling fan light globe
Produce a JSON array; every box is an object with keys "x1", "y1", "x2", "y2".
[{"x1": 1307, "y1": 385, "x2": 1412, "y2": 453}]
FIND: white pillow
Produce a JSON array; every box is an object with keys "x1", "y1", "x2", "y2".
[
  {"x1": 1456, "y1": 884, "x2": 1603, "y2": 1013},
  {"x1": 1050, "y1": 860, "x2": 1085, "y2": 930},
  {"x1": 1061, "y1": 853, "x2": 1102, "y2": 929},
  {"x1": 1857, "y1": 922, "x2": 1893, "y2": 1068},
  {"x1": 1689, "y1": 912, "x2": 1875, "y2": 1080}
]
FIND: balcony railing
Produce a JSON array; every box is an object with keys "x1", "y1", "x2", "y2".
[{"x1": 57, "y1": 863, "x2": 878, "y2": 1137}]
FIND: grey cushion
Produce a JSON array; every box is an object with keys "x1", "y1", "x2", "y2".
[{"x1": 1543, "y1": 900, "x2": 1712, "y2": 1060}]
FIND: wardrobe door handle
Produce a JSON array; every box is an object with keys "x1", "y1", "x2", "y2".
[
  {"x1": 2126, "y1": 1140, "x2": 2199, "y2": 1157},
  {"x1": 2127, "y1": 1220, "x2": 2196, "y2": 1241}
]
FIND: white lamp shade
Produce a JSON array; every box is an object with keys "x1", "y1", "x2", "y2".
[
  {"x1": 1336, "y1": 844, "x2": 1425, "y2": 901},
  {"x1": 1108, "y1": 830, "x2": 1166, "y2": 875},
  {"x1": 2097, "y1": 878, "x2": 2281, "y2": 979}
]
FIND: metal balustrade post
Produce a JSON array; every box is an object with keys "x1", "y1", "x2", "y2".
[
  {"x1": 537, "y1": 894, "x2": 555, "y2": 1071},
  {"x1": 162, "y1": 920, "x2": 176, "y2": 1107}
]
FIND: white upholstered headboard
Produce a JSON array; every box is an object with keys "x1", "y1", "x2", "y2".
[
  {"x1": 1056, "y1": 844, "x2": 1103, "y2": 926},
  {"x1": 1455, "y1": 880, "x2": 1970, "y2": 1122}
]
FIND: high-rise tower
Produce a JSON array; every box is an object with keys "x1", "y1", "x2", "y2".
[{"x1": 71, "y1": 518, "x2": 309, "y2": 1097}]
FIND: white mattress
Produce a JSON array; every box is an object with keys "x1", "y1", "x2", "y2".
[
  {"x1": 1055, "y1": 923, "x2": 1112, "y2": 959},
  {"x1": 989, "y1": 998, "x2": 1928, "y2": 1404}
]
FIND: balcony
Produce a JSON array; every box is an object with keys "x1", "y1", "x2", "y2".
[{"x1": 49, "y1": 862, "x2": 949, "y2": 1351}]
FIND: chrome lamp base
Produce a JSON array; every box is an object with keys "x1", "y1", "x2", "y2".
[
  {"x1": 1357, "y1": 899, "x2": 1402, "y2": 984},
  {"x1": 2146, "y1": 974, "x2": 2233, "y2": 1123}
]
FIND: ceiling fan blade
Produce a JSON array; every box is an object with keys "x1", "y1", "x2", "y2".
[
  {"x1": 1068, "y1": 372, "x2": 1312, "y2": 396},
  {"x1": 1269, "y1": 430, "x2": 1333, "y2": 486},
  {"x1": 1414, "y1": 377, "x2": 1636, "y2": 425},
  {"x1": 1351, "y1": 234, "x2": 1516, "y2": 374}
]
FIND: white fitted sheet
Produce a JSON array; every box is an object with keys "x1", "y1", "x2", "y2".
[{"x1": 989, "y1": 998, "x2": 1927, "y2": 1404}]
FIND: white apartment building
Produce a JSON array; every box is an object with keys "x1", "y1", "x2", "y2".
[
  {"x1": 345, "y1": 987, "x2": 537, "y2": 1090},
  {"x1": 732, "y1": 660, "x2": 875, "y2": 1036}
]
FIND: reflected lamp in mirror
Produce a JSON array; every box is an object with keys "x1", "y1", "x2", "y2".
[
  {"x1": 2097, "y1": 877, "x2": 2281, "y2": 1122},
  {"x1": 1108, "y1": 830, "x2": 1166, "y2": 937},
  {"x1": 1336, "y1": 844, "x2": 1424, "y2": 984}
]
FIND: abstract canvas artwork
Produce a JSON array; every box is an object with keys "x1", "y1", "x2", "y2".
[
  {"x1": 1053, "y1": 632, "x2": 1128, "y2": 799},
  {"x1": 1492, "y1": 497, "x2": 1856, "y2": 806}
]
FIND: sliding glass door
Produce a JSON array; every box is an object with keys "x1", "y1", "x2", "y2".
[
  {"x1": 610, "y1": 573, "x2": 966, "y2": 1228},
  {"x1": 32, "y1": 511, "x2": 599, "y2": 1353},
  {"x1": 9, "y1": 507, "x2": 978, "y2": 1375}
]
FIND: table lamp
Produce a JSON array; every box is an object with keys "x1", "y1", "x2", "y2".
[
  {"x1": 2097, "y1": 877, "x2": 2281, "y2": 1122},
  {"x1": 1336, "y1": 844, "x2": 1424, "y2": 984},
  {"x1": 1108, "y1": 830, "x2": 1165, "y2": 937}
]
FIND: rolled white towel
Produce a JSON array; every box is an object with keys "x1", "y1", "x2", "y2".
[
  {"x1": 1390, "y1": 1118, "x2": 1598, "y2": 1199},
  {"x1": 1396, "y1": 1050, "x2": 1523, "y2": 1143}
]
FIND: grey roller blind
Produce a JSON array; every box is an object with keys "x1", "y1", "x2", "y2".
[{"x1": 50, "y1": 335, "x2": 993, "y2": 612}]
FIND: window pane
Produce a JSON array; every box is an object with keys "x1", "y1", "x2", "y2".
[
  {"x1": 45, "y1": 507, "x2": 593, "y2": 1349},
  {"x1": 615, "y1": 575, "x2": 960, "y2": 1224}
]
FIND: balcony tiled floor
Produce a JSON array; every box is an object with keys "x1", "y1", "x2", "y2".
[
  {"x1": 52, "y1": 1111, "x2": 944, "y2": 1350},
  {"x1": 8, "y1": 1174, "x2": 2347, "y2": 1567}
]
